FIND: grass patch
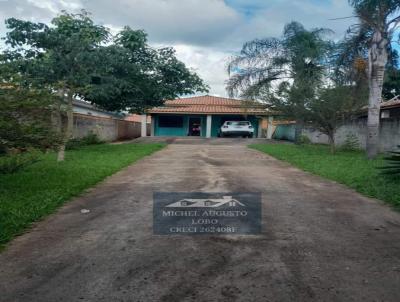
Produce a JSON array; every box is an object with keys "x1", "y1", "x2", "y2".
[
  {"x1": 249, "y1": 143, "x2": 400, "y2": 208},
  {"x1": 0, "y1": 143, "x2": 165, "y2": 248}
]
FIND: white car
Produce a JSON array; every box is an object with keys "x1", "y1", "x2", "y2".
[{"x1": 218, "y1": 121, "x2": 254, "y2": 138}]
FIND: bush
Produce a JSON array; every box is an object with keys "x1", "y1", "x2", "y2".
[
  {"x1": 66, "y1": 132, "x2": 103, "y2": 150},
  {"x1": 0, "y1": 87, "x2": 62, "y2": 152},
  {"x1": 340, "y1": 133, "x2": 360, "y2": 151},
  {"x1": 298, "y1": 135, "x2": 311, "y2": 145},
  {"x1": 0, "y1": 151, "x2": 40, "y2": 174},
  {"x1": 379, "y1": 145, "x2": 400, "y2": 177}
]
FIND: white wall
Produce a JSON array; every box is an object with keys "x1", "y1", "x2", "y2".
[{"x1": 303, "y1": 118, "x2": 400, "y2": 152}]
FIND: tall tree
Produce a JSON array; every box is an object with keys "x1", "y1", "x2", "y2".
[
  {"x1": 347, "y1": 0, "x2": 400, "y2": 158},
  {"x1": 4, "y1": 10, "x2": 110, "y2": 161},
  {"x1": 2, "y1": 11, "x2": 208, "y2": 161},
  {"x1": 227, "y1": 22, "x2": 332, "y2": 143},
  {"x1": 83, "y1": 27, "x2": 208, "y2": 113}
]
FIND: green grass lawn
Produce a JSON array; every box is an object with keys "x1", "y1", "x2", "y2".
[
  {"x1": 249, "y1": 143, "x2": 400, "y2": 208},
  {"x1": 0, "y1": 143, "x2": 165, "y2": 248}
]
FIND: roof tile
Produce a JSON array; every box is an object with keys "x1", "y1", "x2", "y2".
[{"x1": 148, "y1": 95, "x2": 269, "y2": 115}]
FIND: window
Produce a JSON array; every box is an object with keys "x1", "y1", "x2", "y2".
[
  {"x1": 381, "y1": 110, "x2": 390, "y2": 119},
  {"x1": 226, "y1": 121, "x2": 250, "y2": 126},
  {"x1": 158, "y1": 116, "x2": 184, "y2": 128}
]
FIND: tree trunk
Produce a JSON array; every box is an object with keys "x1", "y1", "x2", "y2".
[
  {"x1": 294, "y1": 120, "x2": 303, "y2": 144},
  {"x1": 66, "y1": 91, "x2": 74, "y2": 142},
  {"x1": 57, "y1": 90, "x2": 74, "y2": 162},
  {"x1": 57, "y1": 144, "x2": 65, "y2": 162},
  {"x1": 54, "y1": 89, "x2": 65, "y2": 162},
  {"x1": 52, "y1": 97, "x2": 63, "y2": 141},
  {"x1": 366, "y1": 30, "x2": 388, "y2": 159},
  {"x1": 328, "y1": 132, "x2": 335, "y2": 154}
]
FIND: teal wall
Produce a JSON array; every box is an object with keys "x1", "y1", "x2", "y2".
[
  {"x1": 154, "y1": 115, "x2": 207, "y2": 137},
  {"x1": 154, "y1": 114, "x2": 260, "y2": 137}
]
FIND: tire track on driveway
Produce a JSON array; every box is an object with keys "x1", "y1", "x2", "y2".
[{"x1": 0, "y1": 140, "x2": 400, "y2": 302}]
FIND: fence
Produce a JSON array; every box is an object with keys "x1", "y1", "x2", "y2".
[
  {"x1": 273, "y1": 117, "x2": 400, "y2": 152},
  {"x1": 72, "y1": 113, "x2": 149, "y2": 142}
]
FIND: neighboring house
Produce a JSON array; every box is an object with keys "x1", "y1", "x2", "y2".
[
  {"x1": 379, "y1": 95, "x2": 400, "y2": 120},
  {"x1": 144, "y1": 95, "x2": 272, "y2": 138},
  {"x1": 73, "y1": 99, "x2": 124, "y2": 119}
]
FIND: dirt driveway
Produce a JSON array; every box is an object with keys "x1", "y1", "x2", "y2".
[{"x1": 1, "y1": 139, "x2": 400, "y2": 302}]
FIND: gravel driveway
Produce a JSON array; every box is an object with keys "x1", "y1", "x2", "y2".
[{"x1": 1, "y1": 139, "x2": 400, "y2": 302}]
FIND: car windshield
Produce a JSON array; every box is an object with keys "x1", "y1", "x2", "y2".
[{"x1": 226, "y1": 121, "x2": 249, "y2": 126}]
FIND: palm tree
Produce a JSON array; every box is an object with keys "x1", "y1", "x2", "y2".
[
  {"x1": 346, "y1": 0, "x2": 400, "y2": 159},
  {"x1": 227, "y1": 22, "x2": 332, "y2": 143}
]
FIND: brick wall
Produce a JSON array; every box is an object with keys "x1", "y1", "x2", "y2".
[{"x1": 72, "y1": 113, "x2": 148, "y2": 141}]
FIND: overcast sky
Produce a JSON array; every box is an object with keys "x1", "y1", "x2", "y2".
[{"x1": 0, "y1": 0, "x2": 378, "y2": 96}]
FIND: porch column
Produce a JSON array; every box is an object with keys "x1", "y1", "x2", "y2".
[
  {"x1": 141, "y1": 114, "x2": 147, "y2": 137},
  {"x1": 150, "y1": 115, "x2": 155, "y2": 137},
  {"x1": 257, "y1": 118, "x2": 263, "y2": 138},
  {"x1": 206, "y1": 115, "x2": 212, "y2": 138},
  {"x1": 266, "y1": 116, "x2": 274, "y2": 139}
]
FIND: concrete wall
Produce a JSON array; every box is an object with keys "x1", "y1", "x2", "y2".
[
  {"x1": 302, "y1": 118, "x2": 400, "y2": 152},
  {"x1": 72, "y1": 113, "x2": 147, "y2": 142}
]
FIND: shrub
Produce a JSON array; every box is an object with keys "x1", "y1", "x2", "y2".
[
  {"x1": 66, "y1": 132, "x2": 103, "y2": 150},
  {"x1": 340, "y1": 133, "x2": 360, "y2": 151},
  {"x1": 299, "y1": 135, "x2": 311, "y2": 145},
  {"x1": 0, "y1": 150, "x2": 40, "y2": 174},
  {"x1": 0, "y1": 87, "x2": 62, "y2": 152},
  {"x1": 379, "y1": 145, "x2": 400, "y2": 177}
]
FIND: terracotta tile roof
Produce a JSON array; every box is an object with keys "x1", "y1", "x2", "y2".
[
  {"x1": 125, "y1": 114, "x2": 151, "y2": 123},
  {"x1": 381, "y1": 96, "x2": 400, "y2": 109},
  {"x1": 147, "y1": 95, "x2": 269, "y2": 115}
]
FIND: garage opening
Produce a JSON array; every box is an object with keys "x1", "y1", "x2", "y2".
[{"x1": 188, "y1": 117, "x2": 201, "y2": 136}]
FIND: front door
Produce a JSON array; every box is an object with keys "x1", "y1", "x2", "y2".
[{"x1": 188, "y1": 117, "x2": 201, "y2": 136}]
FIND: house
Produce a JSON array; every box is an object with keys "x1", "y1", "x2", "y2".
[
  {"x1": 73, "y1": 99, "x2": 124, "y2": 119},
  {"x1": 142, "y1": 95, "x2": 273, "y2": 138},
  {"x1": 379, "y1": 95, "x2": 400, "y2": 120}
]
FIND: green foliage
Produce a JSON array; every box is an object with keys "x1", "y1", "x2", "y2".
[
  {"x1": 1, "y1": 11, "x2": 207, "y2": 162},
  {"x1": 0, "y1": 86, "x2": 62, "y2": 152},
  {"x1": 0, "y1": 143, "x2": 165, "y2": 247},
  {"x1": 0, "y1": 150, "x2": 40, "y2": 174},
  {"x1": 298, "y1": 135, "x2": 311, "y2": 145},
  {"x1": 250, "y1": 143, "x2": 400, "y2": 208},
  {"x1": 307, "y1": 86, "x2": 366, "y2": 148},
  {"x1": 382, "y1": 66, "x2": 400, "y2": 100},
  {"x1": 2, "y1": 11, "x2": 208, "y2": 115},
  {"x1": 379, "y1": 145, "x2": 400, "y2": 177},
  {"x1": 340, "y1": 133, "x2": 361, "y2": 151},
  {"x1": 227, "y1": 21, "x2": 332, "y2": 121},
  {"x1": 84, "y1": 27, "x2": 208, "y2": 113},
  {"x1": 227, "y1": 22, "x2": 334, "y2": 144},
  {"x1": 66, "y1": 132, "x2": 103, "y2": 150},
  {"x1": 3, "y1": 11, "x2": 109, "y2": 91}
]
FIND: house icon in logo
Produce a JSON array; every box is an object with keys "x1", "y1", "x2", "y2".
[{"x1": 166, "y1": 196, "x2": 245, "y2": 208}]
